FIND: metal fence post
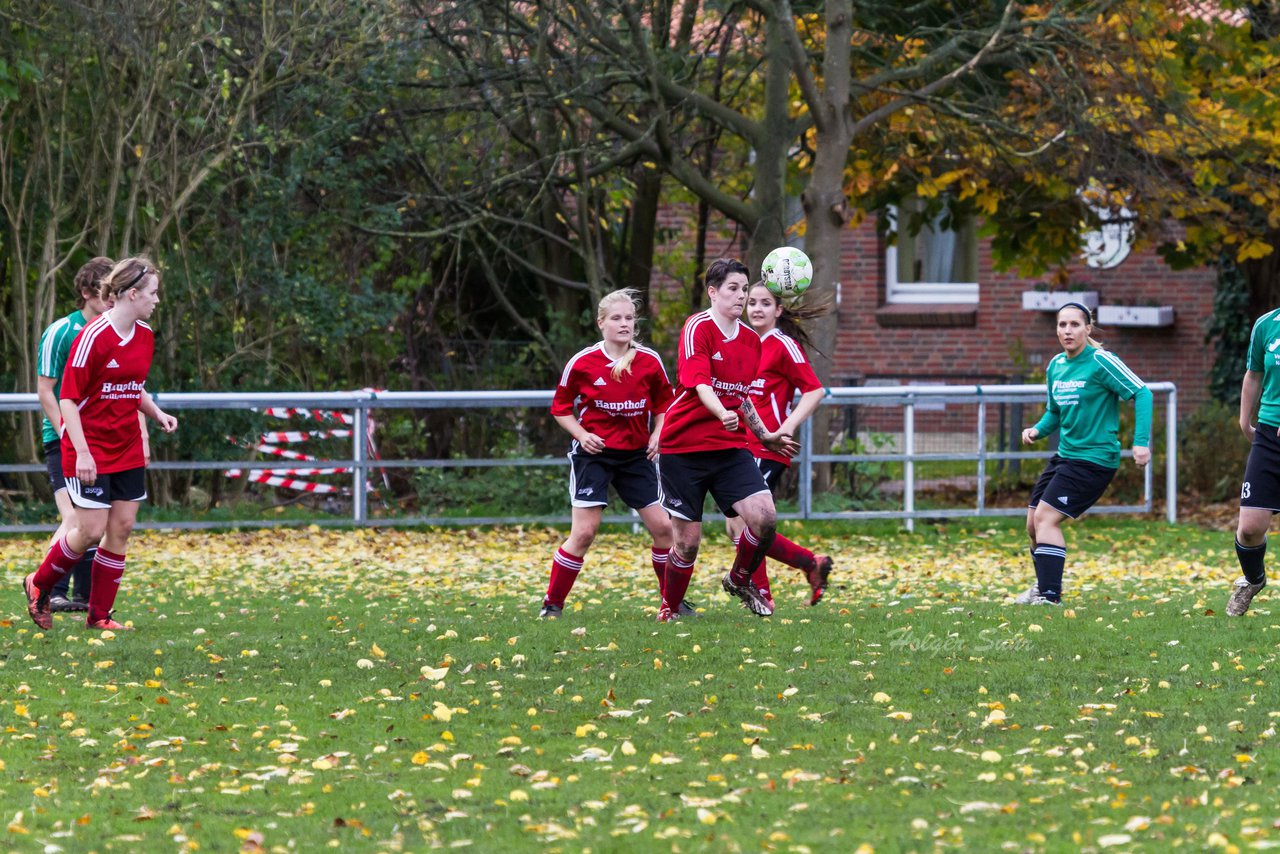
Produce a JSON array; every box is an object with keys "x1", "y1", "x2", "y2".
[
  {"x1": 904, "y1": 400, "x2": 915, "y2": 533},
  {"x1": 1166, "y1": 386, "x2": 1177, "y2": 523},
  {"x1": 976, "y1": 396, "x2": 987, "y2": 515},
  {"x1": 799, "y1": 417, "x2": 813, "y2": 519},
  {"x1": 353, "y1": 404, "x2": 368, "y2": 524}
]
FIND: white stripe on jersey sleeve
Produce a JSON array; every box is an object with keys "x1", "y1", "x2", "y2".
[
  {"x1": 682, "y1": 312, "x2": 711, "y2": 359},
  {"x1": 774, "y1": 330, "x2": 808, "y2": 364},
  {"x1": 37, "y1": 318, "x2": 71, "y2": 376},
  {"x1": 1094, "y1": 350, "x2": 1145, "y2": 392},
  {"x1": 69, "y1": 315, "x2": 112, "y2": 369},
  {"x1": 558, "y1": 343, "x2": 603, "y2": 387},
  {"x1": 635, "y1": 345, "x2": 671, "y2": 381}
]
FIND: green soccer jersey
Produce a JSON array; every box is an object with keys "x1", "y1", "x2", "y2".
[
  {"x1": 1246, "y1": 308, "x2": 1280, "y2": 427},
  {"x1": 35, "y1": 309, "x2": 87, "y2": 444},
  {"x1": 1032, "y1": 345, "x2": 1152, "y2": 469}
]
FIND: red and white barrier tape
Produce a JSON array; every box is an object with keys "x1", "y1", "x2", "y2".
[
  {"x1": 226, "y1": 469, "x2": 344, "y2": 493},
  {"x1": 258, "y1": 407, "x2": 354, "y2": 425},
  {"x1": 257, "y1": 429, "x2": 352, "y2": 444}
]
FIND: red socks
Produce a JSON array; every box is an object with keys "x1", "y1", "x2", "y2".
[
  {"x1": 729, "y1": 527, "x2": 773, "y2": 585},
  {"x1": 33, "y1": 536, "x2": 83, "y2": 591},
  {"x1": 662, "y1": 552, "x2": 695, "y2": 610},
  {"x1": 87, "y1": 547, "x2": 126, "y2": 622},
  {"x1": 651, "y1": 547, "x2": 669, "y2": 596},
  {"x1": 544, "y1": 547, "x2": 583, "y2": 608},
  {"x1": 768, "y1": 534, "x2": 815, "y2": 573}
]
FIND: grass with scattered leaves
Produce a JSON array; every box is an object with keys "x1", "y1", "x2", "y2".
[{"x1": 1, "y1": 518, "x2": 1276, "y2": 852}]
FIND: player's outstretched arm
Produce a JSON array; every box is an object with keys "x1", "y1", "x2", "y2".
[{"x1": 742, "y1": 399, "x2": 799, "y2": 458}]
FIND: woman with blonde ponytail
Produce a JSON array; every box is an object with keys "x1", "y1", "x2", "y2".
[
  {"x1": 1018, "y1": 302, "x2": 1151, "y2": 606},
  {"x1": 541, "y1": 289, "x2": 684, "y2": 619}
]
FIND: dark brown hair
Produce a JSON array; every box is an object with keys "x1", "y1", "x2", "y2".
[
  {"x1": 73, "y1": 256, "x2": 115, "y2": 309},
  {"x1": 749, "y1": 283, "x2": 831, "y2": 351},
  {"x1": 705, "y1": 258, "x2": 749, "y2": 290}
]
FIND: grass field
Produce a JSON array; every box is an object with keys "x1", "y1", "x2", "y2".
[{"x1": 1, "y1": 518, "x2": 1276, "y2": 852}]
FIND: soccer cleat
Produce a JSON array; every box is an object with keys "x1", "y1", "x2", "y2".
[
  {"x1": 721, "y1": 572, "x2": 774, "y2": 617},
  {"x1": 761, "y1": 590, "x2": 776, "y2": 612},
  {"x1": 808, "y1": 555, "x2": 834, "y2": 606},
  {"x1": 656, "y1": 603, "x2": 680, "y2": 623},
  {"x1": 676, "y1": 599, "x2": 700, "y2": 618},
  {"x1": 538, "y1": 603, "x2": 563, "y2": 619},
  {"x1": 1029, "y1": 595, "x2": 1061, "y2": 606},
  {"x1": 86, "y1": 614, "x2": 133, "y2": 631},
  {"x1": 1013, "y1": 584, "x2": 1041, "y2": 604},
  {"x1": 1226, "y1": 577, "x2": 1266, "y2": 617},
  {"x1": 49, "y1": 594, "x2": 87, "y2": 613},
  {"x1": 23, "y1": 573, "x2": 52, "y2": 630}
]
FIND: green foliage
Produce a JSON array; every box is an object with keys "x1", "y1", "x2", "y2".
[
  {"x1": 412, "y1": 466, "x2": 567, "y2": 517},
  {"x1": 1208, "y1": 256, "x2": 1252, "y2": 407},
  {"x1": 1177, "y1": 400, "x2": 1249, "y2": 502}
]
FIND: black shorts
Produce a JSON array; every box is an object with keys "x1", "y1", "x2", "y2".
[
  {"x1": 65, "y1": 466, "x2": 148, "y2": 510},
  {"x1": 758, "y1": 458, "x2": 787, "y2": 494},
  {"x1": 1028, "y1": 455, "x2": 1116, "y2": 520},
  {"x1": 43, "y1": 440, "x2": 67, "y2": 494},
  {"x1": 660, "y1": 448, "x2": 770, "y2": 522},
  {"x1": 568, "y1": 445, "x2": 660, "y2": 510},
  {"x1": 1241, "y1": 422, "x2": 1280, "y2": 511}
]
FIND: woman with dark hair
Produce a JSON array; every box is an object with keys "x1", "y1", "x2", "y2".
[
  {"x1": 655, "y1": 259, "x2": 799, "y2": 622},
  {"x1": 725, "y1": 284, "x2": 832, "y2": 610},
  {"x1": 23, "y1": 257, "x2": 178, "y2": 631},
  {"x1": 1018, "y1": 302, "x2": 1151, "y2": 606}
]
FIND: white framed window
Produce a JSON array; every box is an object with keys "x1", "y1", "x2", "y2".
[{"x1": 885, "y1": 202, "x2": 979, "y2": 304}]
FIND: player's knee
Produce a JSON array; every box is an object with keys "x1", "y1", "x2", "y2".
[
  {"x1": 110, "y1": 516, "x2": 137, "y2": 543},
  {"x1": 752, "y1": 517, "x2": 776, "y2": 545},
  {"x1": 74, "y1": 521, "x2": 106, "y2": 547},
  {"x1": 672, "y1": 540, "x2": 699, "y2": 564},
  {"x1": 1237, "y1": 523, "x2": 1267, "y2": 546},
  {"x1": 1033, "y1": 505, "x2": 1061, "y2": 531}
]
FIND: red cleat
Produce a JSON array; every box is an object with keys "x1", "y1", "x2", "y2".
[
  {"x1": 656, "y1": 603, "x2": 680, "y2": 623},
  {"x1": 808, "y1": 555, "x2": 834, "y2": 606},
  {"x1": 86, "y1": 615, "x2": 133, "y2": 631},
  {"x1": 23, "y1": 573, "x2": 52, "y2": 630}
]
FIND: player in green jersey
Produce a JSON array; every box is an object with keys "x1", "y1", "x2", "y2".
[
  {"x1": 35, "y1": 257, "x2": 115, "y2": 612},
  {"x1": 1018, "y1": 303, "x2": 1152, "y2": 604},
  {"x1": 1227, "y1": 307, "x2": 1280, "y2": 615}
]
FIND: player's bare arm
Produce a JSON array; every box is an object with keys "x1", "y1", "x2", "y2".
[{"x1": 741, "y1": 399, "x2": 800, "y2": 457}]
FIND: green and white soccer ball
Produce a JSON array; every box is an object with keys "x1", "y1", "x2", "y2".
[{"x1": 760, "y1": 246, "x2": 813, "y2": 298}]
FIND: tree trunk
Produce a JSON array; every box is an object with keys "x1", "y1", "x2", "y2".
[{"x1": 798, "y1": 0, "x2": 854, "y2": 498}]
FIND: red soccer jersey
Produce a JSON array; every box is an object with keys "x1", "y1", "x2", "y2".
[
  {"x1": 746, "y1": 328, "x2": 824, "y2": 465},
  {"x1": 550, "y1": 343, "x2": 674, "y2": 451},
  {"x1": 660, "y1": 310, "x2": 762, "y2": 453},
  {"x1": 60, "y1": 313, "x2": 154, "y2": 475}
]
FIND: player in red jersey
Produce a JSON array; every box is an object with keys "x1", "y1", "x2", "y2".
[
  {"x1": 656, "y1": 259, "x2": 799, "y2": 621},
  {"x1": 726, "y1": 284, "x2": 834, "y2": 609},
  {"x1": 541, "y1": 289, "x2": 678, "y2": 618},
  {"x1": 23, "y1": 257, "x2": 178, "y2": 631}
]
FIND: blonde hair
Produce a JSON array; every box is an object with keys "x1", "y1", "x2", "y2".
[{"x1": 597, "y1": 288, "x2": 642, "y2": 380}]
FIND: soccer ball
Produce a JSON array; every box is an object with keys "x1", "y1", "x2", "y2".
[{"x1": 760, "y1": 246, "x2": 813, "y2": 298}]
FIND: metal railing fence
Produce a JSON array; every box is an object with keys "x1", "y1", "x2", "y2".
[{"x1": 0, "y1": 383, "x2": 1177, "y2": 532}]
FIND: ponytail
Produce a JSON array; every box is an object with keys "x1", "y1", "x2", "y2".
[{"x1": 776, "y1": 293, "x2": 833, "y2": 353}]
